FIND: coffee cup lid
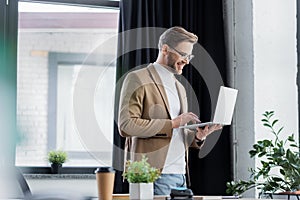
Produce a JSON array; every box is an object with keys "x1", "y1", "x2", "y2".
[{"x1": 95, "y1": 166, "x2": 115, "y2": 173}]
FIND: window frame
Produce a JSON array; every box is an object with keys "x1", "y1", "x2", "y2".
[
  {"x1": 1, "y1": 0, "x2": 18, "y2": 166},
  {"x1": 20, "y1": 0, "x2": 119, "y2": 9}
]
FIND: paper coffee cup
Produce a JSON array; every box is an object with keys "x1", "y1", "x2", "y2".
[{"x1": 95, "y1": 167, "x2": 115, "y2": 200}]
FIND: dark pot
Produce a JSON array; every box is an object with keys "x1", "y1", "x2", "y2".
[{"x1": 51, "y1": 163, "x2": 62, "y2": 174}]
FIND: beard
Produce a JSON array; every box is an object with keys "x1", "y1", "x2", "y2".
[{"x1": 166, "y1": 54, "x2": 179, "y2": 74}]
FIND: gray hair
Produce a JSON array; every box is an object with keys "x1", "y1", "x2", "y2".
[{"x1": 158, "y1": 26, "x2": 198, "y2": 49}]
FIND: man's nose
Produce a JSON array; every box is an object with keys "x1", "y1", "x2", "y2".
[{"x1": 182, "y1": 59, "x2": 189, "y2": 65}]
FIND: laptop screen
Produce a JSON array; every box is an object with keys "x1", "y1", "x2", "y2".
[{"x1": 212, "y1": 86, "x2": 238, "y2": 125}]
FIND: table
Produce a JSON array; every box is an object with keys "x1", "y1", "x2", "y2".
[
  {"x1": 270, "y1": 191, "x2": 300, "y2": 200},
  {"x1": 110, "y1": 194, "x2": 225, "y2": 200}
]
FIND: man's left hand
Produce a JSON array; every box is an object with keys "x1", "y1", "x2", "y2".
[{"x1": 195, "y1": 124, "x2": 223, "y2": 141}]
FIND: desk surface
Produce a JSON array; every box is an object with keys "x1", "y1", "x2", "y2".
[{"x1": 111, "y1": 194, "x2": 223, "y2": 200}]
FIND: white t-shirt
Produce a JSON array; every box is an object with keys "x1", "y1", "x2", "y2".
[{"x1": 153, "y1": 62, "x2": 186, "y2": 174}]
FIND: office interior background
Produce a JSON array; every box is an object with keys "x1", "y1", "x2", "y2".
[{"x1": 0, "y1": 0, "x2": 298, "y2": 198}]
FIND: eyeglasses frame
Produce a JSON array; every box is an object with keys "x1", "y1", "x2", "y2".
[{"x1": 167, "y1": 45, "x2": 194, "y2": 62}]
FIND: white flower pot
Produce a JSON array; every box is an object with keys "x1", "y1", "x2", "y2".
[{"x1": 129, "y1": 183, "x2": 153, "y2": 200}]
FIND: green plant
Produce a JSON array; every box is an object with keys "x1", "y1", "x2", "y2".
[
  {"x1": 47, "y1": 150, "x2": 68, "y2": 165},
  {"x1": 123, "y1": 155, "x2": 161, "y2": 183},
  {"x1": 226, "y1": 111, "x2": 300, "y2": 196}
]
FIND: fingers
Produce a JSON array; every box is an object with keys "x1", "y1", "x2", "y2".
[
  {"x1": 196, "y1": 124, "x2": 223, "y2": 140},
  {"x1": 190, "y1": 113, "x2": 201, "y2": 123},
  {"x1": 215, "y1": 124, "x2": 223, "y2": 130},
  {"x1": 208, "y1": 124, "x2": 223, "y2": 131},
  {"x1": 187, "y1": 112, "x2": 199, "y2": 120},
  {"x1": 182, "y1": 112, "x2": 200, "y2": 122},
  {"x1": 172, "y1": 112, "x2": 200, "y2": 128},
  {"x1": 180, "y1": 112, "x2": 200, "y2": 125}
]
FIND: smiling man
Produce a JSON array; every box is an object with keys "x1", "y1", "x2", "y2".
[{"x1": 118, "y1": 26, "x2": 222, "y2": 195}]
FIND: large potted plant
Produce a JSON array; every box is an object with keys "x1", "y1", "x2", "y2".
[
  {"x1": 123, "y1": 155, "x2": 161, "y2": 200},
  {"x1": 47, "y1": 150, "x2": 68, "y2": 174},
  {"x1": 226, "y1": 111, "x2": 300, "y2": 197}
]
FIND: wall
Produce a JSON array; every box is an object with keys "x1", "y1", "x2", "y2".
[{"x1": 226, "y1": 0, "x2": 255, "y2": 197}]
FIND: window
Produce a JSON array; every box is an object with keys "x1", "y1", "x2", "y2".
[{"x1": 16, "y1": 1, "x2": 119, "y2": 167}]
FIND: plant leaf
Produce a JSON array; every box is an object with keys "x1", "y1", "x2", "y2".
[
  {"x1": 272, "y1": 119, "x2": 278, "y2": 126},
  {"x1": 263, "y1": 123, "x2": 272, "y2": 128}
]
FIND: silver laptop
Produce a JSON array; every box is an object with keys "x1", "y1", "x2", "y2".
[{"x1": 179, "y1": 86, "x2": 238, "y2": 129}]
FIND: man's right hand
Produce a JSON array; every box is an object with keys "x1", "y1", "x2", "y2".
[{"x1": 171, "y1": 112, "x2": 200, "y2": 128}]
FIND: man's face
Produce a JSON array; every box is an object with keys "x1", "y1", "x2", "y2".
[{"x1": 166, "y1": 42, "x2": 194, "y2": 75}]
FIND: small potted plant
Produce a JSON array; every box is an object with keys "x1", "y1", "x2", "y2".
[
  {"x1": 123, "y1": 155, "x2": 161, "y2": 200},
  {"x1": 47, "y1": 150, "x2": 68, "y2": 174}
]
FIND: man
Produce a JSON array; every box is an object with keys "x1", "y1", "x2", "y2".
[{"x1": 118, "y1": 26, "x2": 222, "y2": 195}]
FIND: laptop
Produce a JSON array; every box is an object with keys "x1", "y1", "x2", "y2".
[{"x1": 179, "y1": 86, "x2": 238, "y2": 129}]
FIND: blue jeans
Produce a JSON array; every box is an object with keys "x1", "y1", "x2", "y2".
[{"x1": 154, "y1": 174, "x2": 187, "y2": 195}]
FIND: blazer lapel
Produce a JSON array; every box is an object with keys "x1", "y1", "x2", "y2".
[{"x1": 147, "y1": 64, "x2": 171, "y2": 118}]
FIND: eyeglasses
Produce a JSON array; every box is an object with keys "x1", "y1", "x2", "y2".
[{"x1": 168, "y1": 46, "x2": 194, "y2": 62}]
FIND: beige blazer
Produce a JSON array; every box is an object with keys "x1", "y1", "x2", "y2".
[{"x1": 118, "y1": 64, "x2": 201, "y2": 170}]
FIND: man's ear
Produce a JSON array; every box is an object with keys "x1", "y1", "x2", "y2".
[{"x1": 161, "y1": 44, "x2": 168, "y2": 55}]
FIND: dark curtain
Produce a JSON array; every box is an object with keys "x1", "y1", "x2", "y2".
[{"x1": 113, "y1": 0, "x2": 231, "y2": 195}]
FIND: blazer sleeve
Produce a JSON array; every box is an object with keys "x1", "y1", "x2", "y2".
[{"x1": 118, "y1": 72, "x2": 173, "y2": 138}]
